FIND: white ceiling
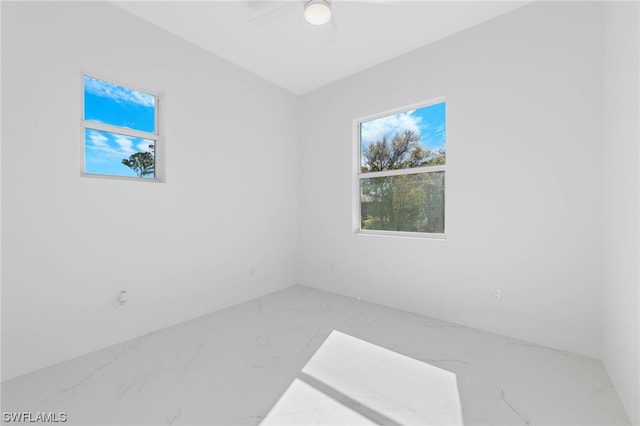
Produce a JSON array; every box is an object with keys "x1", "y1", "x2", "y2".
[{"x1": 113, "y1": 1, "x2": 532, "y2": 95}]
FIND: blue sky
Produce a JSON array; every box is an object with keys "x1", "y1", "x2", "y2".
[
  {"x1": 84, "y1": 76, "x2": 155, "y2": 178},
  {"x1": 360, "y1": 102, "x2": 446, "y2": 165}
]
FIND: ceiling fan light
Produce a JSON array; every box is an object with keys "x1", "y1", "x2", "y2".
[{"x1": 304, "y1": 0, "x2": 332, "y2": 26}]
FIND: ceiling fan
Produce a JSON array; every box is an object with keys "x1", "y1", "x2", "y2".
[
  {"x1": 248, "y1": 0, "x2": 394, "y2": 28},
  {"x1": 248, "y1": 0, "x2": 332, "y2": 27},
  {"x1": 303, "y1": 0, "x2": 332, "y2": 25}
]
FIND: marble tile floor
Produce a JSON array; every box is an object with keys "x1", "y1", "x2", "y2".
[{"x1": 1, "y1": 285, "x2": 630, "y2": 425}]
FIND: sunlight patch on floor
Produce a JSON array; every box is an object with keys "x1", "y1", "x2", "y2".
[{"x1": 261, "y1": 330, "x2": 464, "y2": 425}]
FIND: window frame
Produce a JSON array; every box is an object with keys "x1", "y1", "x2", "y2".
[
  {"x1": 353, "y1": 97, "x2": 446, "y2": 239},
  {"x1": 80, "y1": 73, "x2": 163, "y2": 182}
]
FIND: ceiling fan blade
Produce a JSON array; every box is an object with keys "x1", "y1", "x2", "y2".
[
  {"x1": 248, "y1": 1, "x2": 300, "y2": 26},
  {"x1": 328, "y1": 11, "x2": 340, "y2": 43},
  {"x1": 354, "y1": 0, "x2": 399, "y2": 4}
]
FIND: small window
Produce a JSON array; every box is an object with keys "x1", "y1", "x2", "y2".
[
  {"x1": 356, "y1": 100, "x2": 446, "y2": 236},
  {"x1": 82, "y1": 75, "x2": 159, "y2": 179}
]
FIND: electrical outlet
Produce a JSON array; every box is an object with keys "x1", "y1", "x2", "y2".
[
  {"x1": 118, "y1": 290, "x2": 128, "y2": 308},
  {"x1": 492, "y1": 288, "x2": 502, "y2": 302}
]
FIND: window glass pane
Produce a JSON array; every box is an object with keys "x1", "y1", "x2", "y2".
[
  {"x1": 361, "y1": 102, "x2": 445, "y2": 172},
  {"x1": 360, "y1": 172, "x2": 444, "y2": 233},
  {"x1": 84, "y1": 128, "x2": 155, "y2": 178},
  {"x1": 83, "y1": 75, "x2": 155, "y2": 133}
]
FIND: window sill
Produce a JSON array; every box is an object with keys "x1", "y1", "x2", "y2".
[
  {"x1": 80, "y1": 172, "x2": 163, "y2": 183},
  {"x1": 356, "y1": 229, "x2": 446, "y2": 240}
]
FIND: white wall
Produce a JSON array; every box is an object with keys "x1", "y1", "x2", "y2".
[
  {"x1": 3, "y1": 4, "x2": 637, "y2": 418},
  {"x1": 602, "y1": 2, "x2": 640, "y2": 424},
  {"x1": 1, "y1": 1, "x2": 299, "y2": 381},
  {"x1": 299, "y1": 1, "x2": 605, "y2": 358}
]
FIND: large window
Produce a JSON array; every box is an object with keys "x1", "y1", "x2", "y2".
[
  {"x1": 82, "y1": 75, "x2": 159, "y2": 180},
  {"x1": 356, "y1": 100, "x2": 446, "y2": 236}
]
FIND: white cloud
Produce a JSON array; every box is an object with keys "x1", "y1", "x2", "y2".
[
  {"x1": 361, "y1": 111, "x2": 422, "y2": 144},
  {"x1": 88, "y1": 131, "x2": 108, "y2": 148},
  {"x1": 86, "y1": 131, "x2": 122, "y2": 158},
  {"x1": 423, "y1": 123, "x2": 446, "y2": 150},
  {"x1": 86, "y1": 131, "x2": 147, "y2": 160},
  {"x1": 113, "y1": 134, "x2": 135, "y2": 156},
  {"x1": 136, "y1": 140, "x2": 154, "y2": 153},
  {"x1": 84, "y1": 76, "x2": 154, "y2": 107}
]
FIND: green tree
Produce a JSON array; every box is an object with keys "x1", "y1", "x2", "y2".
[
  {"x1": 361, "y1": 131, "x2": 445, "y2": 232},
  {"x1": 122, "y1": 145, "x2": 155, "y2": 177}
]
